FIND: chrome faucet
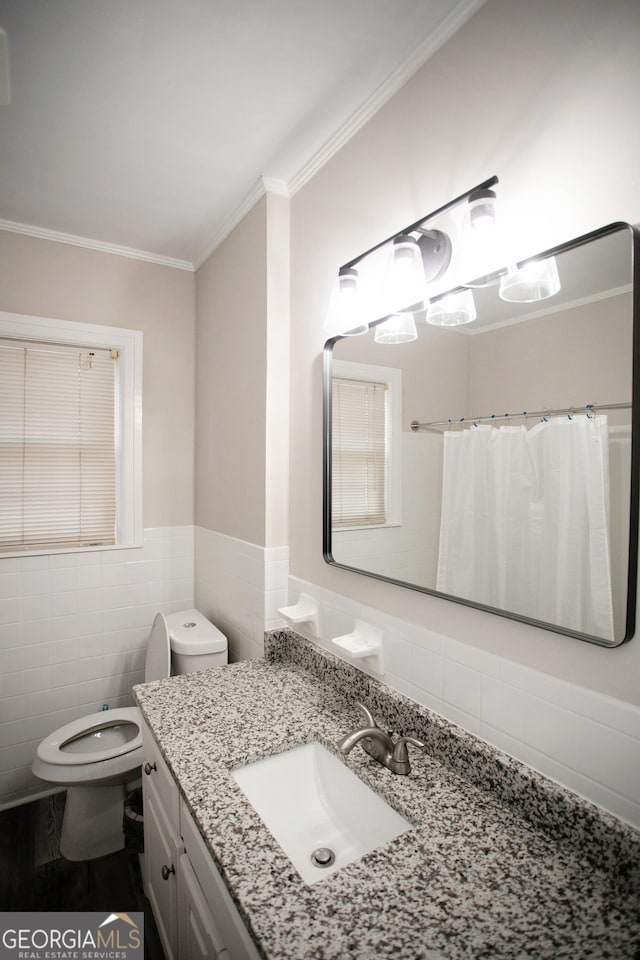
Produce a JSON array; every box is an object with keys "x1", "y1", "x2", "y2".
[{"x1": 338, "y1": 703, "x2": 425, "y2": 775}]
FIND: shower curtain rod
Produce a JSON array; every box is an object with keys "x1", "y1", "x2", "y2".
[{"x1": 410, "y1": 401, "x2": 632, "y2": 433}]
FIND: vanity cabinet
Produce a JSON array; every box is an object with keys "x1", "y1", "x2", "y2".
[
  {"x1": 141, "y1": 720, "x2": 261, "y2": 960},
  {"x1": 142, "y1": 725, "x2": 181, "y2": 959}
]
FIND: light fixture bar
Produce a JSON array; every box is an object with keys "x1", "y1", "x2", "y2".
[{"x1": 340, "y1": 175, "x2": 498, "y2": 272}]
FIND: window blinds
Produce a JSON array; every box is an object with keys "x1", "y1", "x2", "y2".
[
  {"x1": 0, "y1": 339, "x2": 117, "y2": 551},
  {"x1": 331, "y1": 377, "x2": 386, "y2": 527}
]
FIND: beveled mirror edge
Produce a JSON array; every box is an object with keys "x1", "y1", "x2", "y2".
[{"x1": 323, "y1": 221, "x2": 640, "y2": 648}]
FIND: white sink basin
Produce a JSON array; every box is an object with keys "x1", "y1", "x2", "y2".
[{"x1": 232, "y1": 741, "x2": 411, "y2": 884}]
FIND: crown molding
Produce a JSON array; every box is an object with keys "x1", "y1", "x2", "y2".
[
  {"x1": 0, "y1": 218, "x2": 195, "y2": 271},
  {"x1": 465, "y1": 284, "x2": 633, "y2": 336},
  {"x1": 288, "y1": 0, "x2": 487, "y2": 196},
  {"x1": 193, "y1": 176, "x2": 289, "y2": 270},
  {"x1": 261, "y1": 177, "x2": 290, "y2": 198}
]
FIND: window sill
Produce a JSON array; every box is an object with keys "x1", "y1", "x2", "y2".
[
  {"x1": 0, "y1": 540, "x2": 143, "y2": 559},
  {"x1": 332, "y1": 521, "x2": 402, "y2": 532}
]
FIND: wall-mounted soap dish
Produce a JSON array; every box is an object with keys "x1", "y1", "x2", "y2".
[
  {"x1": 277, "y1": 593, "x2": 319, "y2": 637},
  {"x1": 330, "y1": 620, "x2": 385, "y2": 675}
]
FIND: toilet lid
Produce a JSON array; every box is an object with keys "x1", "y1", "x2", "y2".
[{"x1": 145, "y1": 612, "x2": 171, "y2": 682}]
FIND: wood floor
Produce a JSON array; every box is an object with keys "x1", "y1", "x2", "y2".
[{"x1": 0, "y1": 793, "x2": 164, "y2": 960}]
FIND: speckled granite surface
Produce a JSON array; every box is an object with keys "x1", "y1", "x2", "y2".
[{"x1": 134, "y1": 629, "x2": 640, "y2": 960}]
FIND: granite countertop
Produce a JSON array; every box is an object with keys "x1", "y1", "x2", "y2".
[{"x1": 134, "y1": 630, "x2": 640, "y2": 960}]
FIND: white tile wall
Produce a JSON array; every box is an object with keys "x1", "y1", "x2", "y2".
[
  {"x1": 195, "y1": 527, "x2": 289, "y2": 661},
  {"x1": 0, "y1": 526, "x2": 195, "y2": 808},
  {"x1": 6, "y1": 520, "x2": 638, "y2": 831},
  {"x1": 285, "y1": 575, "x2": 640, "y2": 829}
]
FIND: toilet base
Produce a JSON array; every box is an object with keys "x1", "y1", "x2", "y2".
[{"x1": 60, "y1": 783, "x2": 127, "y2": 861}]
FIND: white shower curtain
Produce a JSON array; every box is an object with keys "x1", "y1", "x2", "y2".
[{"x1": 436, "y1": 415, "x2": 615, "y2": 641}]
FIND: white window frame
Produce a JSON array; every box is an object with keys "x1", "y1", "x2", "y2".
[
  {"x1": 332, "y1": 359, "x2": 402, "y2": 529},
  {"x1": 0, "y1": 311, "x2": 143, "y2": 555}
]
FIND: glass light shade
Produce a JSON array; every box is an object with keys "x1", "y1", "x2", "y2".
[
  {"x1": 384, "y1": 235, "x2": 426, "y2": 313},
  {"x1": 499, "y1": 256, "x2": 561, "y2": 303},
  {"x1": 324, "y1": 267, "x2": 368, "y2": 336},
  {"x1": 426, "y1": 289, "x2": 477, "y2": 327},
  {"x1": 374, "y1": 313, "x2": 418, "y2": 344},
  {"x1": 462, "y1": 189, "x2": 503, "y2": 288},
  {"x1": 467, "y1": 188, "x2": 497, "y2": 232}
]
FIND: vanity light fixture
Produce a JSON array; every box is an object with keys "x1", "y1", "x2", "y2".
[
  {"x1": 499, "y1": 256, "x2": 561, "y2": 303},
  {"x1": 426, "y1": 289, "x2": 477, "y2": 327},
  {"x1": 325, "y1": 175, "x2": 498, "y2": 341},
  {"x1": 374, "y1": 313, "x2": 418, "y2": 343},
  {"x1": 324, "y1": 266, "x2": 368, "y2": 337}
]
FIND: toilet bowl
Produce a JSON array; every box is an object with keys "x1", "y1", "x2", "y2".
[{"x1": 32, "y1": 608, "x2": 227, "y2": 861}]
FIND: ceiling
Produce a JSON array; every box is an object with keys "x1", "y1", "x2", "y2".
[{"x1": 0, "y1": 0, "x2": 484, "y2": 269}]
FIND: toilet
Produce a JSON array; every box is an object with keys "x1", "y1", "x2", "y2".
[{"x1": 32, "y1": 608, "x2": 227, "y2": 861}]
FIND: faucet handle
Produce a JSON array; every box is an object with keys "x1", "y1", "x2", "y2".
[{"x1": 391, "y1": 736, "x2": 426, "y2": 763}]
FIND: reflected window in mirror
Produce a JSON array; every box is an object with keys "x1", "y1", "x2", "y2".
[{"x1": 331, "y1": 361, "x2": 402, "y2": 531}]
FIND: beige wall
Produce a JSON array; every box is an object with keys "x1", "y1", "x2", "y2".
[
  {"x1": 289, "y1": 0, "x2": 640, "y2": 704},
  {"x1": 264, "y1": 192, "x2": 290, "y2": 549},
  {"x1": 195, "y1": 197, "x2": 268, "y2": 545},
  {"x1": 0, "y1": 230, "x2": 196, "y2": 527},
  {"x1": 195, "y1": 191, "x2": 290, "y2": 549},
  {"x1": 468, "y1": 294, "x2": 632, "y2": 418}
]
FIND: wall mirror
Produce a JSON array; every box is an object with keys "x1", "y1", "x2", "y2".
[{"x1": 323, "y1": 216, "x2": 639, "y2": 646}]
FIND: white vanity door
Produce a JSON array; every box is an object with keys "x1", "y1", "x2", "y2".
[
  {"x1": 144, "y1": 773, "x2": 182, "y2": 960},
  {"x1": 178, "y1": 850, "x2": 229, "y2": 959},
  {"x1": 180, "y1": 800, "x2": 262, "y2": 960},
  {"x1": 142, "y1": 718, "x2": 183, "y2": 960}
]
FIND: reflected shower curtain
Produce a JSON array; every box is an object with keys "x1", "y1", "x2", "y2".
[{"x1": 436, "y1": 416, "x2": 614, "y2": 640}]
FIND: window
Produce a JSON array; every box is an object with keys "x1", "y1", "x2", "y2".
[
  {"x1": 0, "y1": 312, "x2": 142, "y2": 555},
  {"x1": 331, "y1": 360, "x2": 401, "y2": 528}
]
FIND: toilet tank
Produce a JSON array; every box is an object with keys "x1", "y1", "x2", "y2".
[{"x1": 165, "y1": 608, "x2": 228, "y2": 675}]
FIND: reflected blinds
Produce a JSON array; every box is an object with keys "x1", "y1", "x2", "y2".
[
  {"x1": 331, "y1": 377, "x2": 386, "y2": 527},
  {"x1": 0, "y1": 339, "x2": 117, "y2": 551}
]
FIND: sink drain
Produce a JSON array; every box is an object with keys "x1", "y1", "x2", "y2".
[{"x1": 310, "y1": 847, "x2": 336, "y2": 868}]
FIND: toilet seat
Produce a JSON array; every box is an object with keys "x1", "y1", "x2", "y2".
[
  {"x1": 36, "y1": 707, "x2": 142, "y2": 766},
  {"x1": 33, "y1": 708, "x2": 144, "y2": 787}
]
